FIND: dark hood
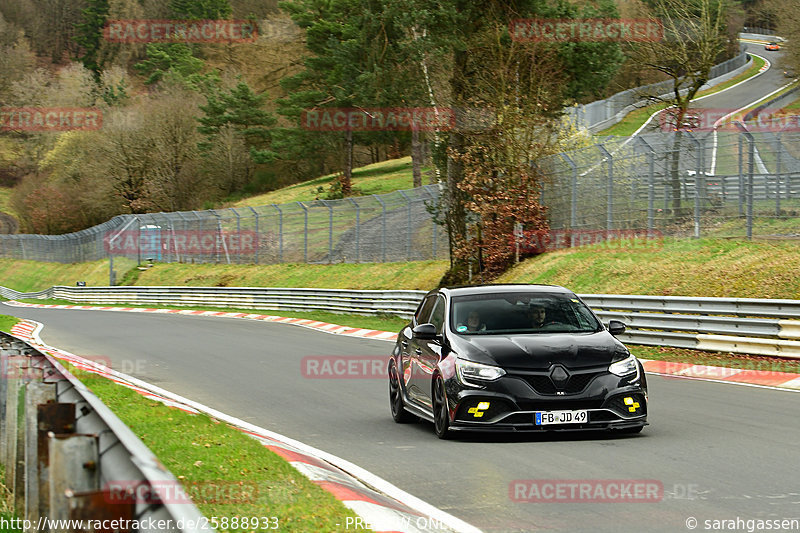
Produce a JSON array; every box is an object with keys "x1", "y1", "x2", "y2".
[{"x1": 448, "y1": 331, "x2": 626, "y2": 370}]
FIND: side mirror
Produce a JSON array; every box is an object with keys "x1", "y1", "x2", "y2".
[
  {"x1": 607, "y1": 320, "x2": 626, "y2": 336},
  {"x1": 412, "y1": 323, "x2": 438, "y2": 340}
]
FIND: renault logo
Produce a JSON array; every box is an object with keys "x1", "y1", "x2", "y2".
[{"x1": 550, "y1": 365, "x2": 570, "y2": 388}]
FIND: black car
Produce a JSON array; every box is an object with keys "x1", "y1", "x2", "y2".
[{"x1": 388, "y1": 284, "x2": 648, "y2": 439}]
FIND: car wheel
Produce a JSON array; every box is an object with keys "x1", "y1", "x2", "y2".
[
  {"x1": 389, "y1": 362, "x2": 415, "y2": 423},
  {"x1": 433, "y1": 376, "x2": 451, "y2": 439}
]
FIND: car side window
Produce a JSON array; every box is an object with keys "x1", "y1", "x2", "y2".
[
  {"x1": 415, "y1": 295, "x2": 437, "y2": 325},
  {"x1": 429, "y1": 296, "x2": 446, "y2": 334}
]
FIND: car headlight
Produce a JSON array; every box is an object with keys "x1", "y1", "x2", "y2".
[
  {"x1": 609, "y1": 354, "x2": 638, "y2": 377},
  {"x1": 456, "y1": 358, "x2": 506, "y2": 386}
]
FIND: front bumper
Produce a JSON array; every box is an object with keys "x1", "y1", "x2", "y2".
[{"x1": 445, "y1": 369, "x2": 647, "y2": 432}]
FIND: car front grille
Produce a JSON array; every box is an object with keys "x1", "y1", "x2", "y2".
[{"x1": 523, "y1": 370, "x2": 607, "y2": 395}]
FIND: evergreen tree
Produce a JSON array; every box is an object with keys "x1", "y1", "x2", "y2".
[
  {"x1": 198, "y1": 81, "x2": 277, "y2": 164},
  {"x1": 73, "y1": 0, "x2": 110, "y2": 76},
  {"x1": 170, "y1": 0, "x2": 233, "y2": 20}
]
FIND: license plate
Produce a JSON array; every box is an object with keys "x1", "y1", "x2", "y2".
[{"x1": 535, "y1": 410, "x2": 588, "y2": 425}]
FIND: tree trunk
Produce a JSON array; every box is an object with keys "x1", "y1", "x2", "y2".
[
  {"x1": 411, "y1": 128, "x2": 422, "y2": 188},
  {"x1": 670, "y1": 130, "x2": 683, "y2": 220},
  {"x1": 343, "y1": 128, "x2": 353, "y2": 193},
  {"x1": 441, "y1": 49, "x2": 470, "y2": 285}
]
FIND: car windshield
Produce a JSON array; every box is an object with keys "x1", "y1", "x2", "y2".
[{"x1": 450, "y1": 291, "x2": 602, "y2": 335}]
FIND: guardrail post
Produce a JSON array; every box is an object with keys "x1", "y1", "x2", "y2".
[
  {"x1": 35, "y1": 403, "x2": 76, "y2": 525},
  {"x1": 4, "y1": 354, "x2": 27, "y2": 503},
  {"x1": 49, "y1": 434, "x2": 99, "y2": 528},
  {"x1": 25, "y1": 381, "x2": 56, "y2": 527}
]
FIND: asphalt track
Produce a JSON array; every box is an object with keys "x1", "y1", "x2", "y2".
[{"x1": 3, "y1": 304, "x2": 800, "y2": 533}]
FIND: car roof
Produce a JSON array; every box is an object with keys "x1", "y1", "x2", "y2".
[{"x1": 431, "y1": 283, "x2": 576, "y2": 297}]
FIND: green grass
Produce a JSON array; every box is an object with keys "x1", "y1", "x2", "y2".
[
  {"x1": 17, "y1": 299, "x2": 409, "y2": 332},
  {"x1": 233, "y1": 157, "x2": 431, "y2": 207},
  {"x1": 133, "y1": 261, "x2": 447, "y2": 291},
  {"x1": 66, "y1": 365, "x2": 358, "y2": 532},
  {"x1": 598, "y1": 102, "x2": 670, "y2": 136},
  {"x1": 0, "y1": 464, "x2": 20, "y2": 533},
  {"x1": 498, "y1": 237, "x2": 800, "y2": 299},
  {"x1": 0, "y1": 315, "x2": 20, "y2": 333},
  {"x1": 597, "y1": 55, "x2": 767, "y2": 137},
  {"x1": 0, "y1": 258, "x2": 138, "y2": 293},
  {"x1": 0, "y1": 259, "x2": 447, "y2": 293}
]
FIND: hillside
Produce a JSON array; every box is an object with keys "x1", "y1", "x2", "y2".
[{"x1": 3, "y1": 239, "x2": 800, "y2": 301}]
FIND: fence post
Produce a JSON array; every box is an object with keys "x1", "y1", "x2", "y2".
[
  {"x1": 738, "y1": 133, "x2": 745, "y2": 217},
  {"x1": 636, "y1": 137, "x2": 656, "y2": 232},
  {"x1": 296, "y1": 202, "x2": 308, "y2": 263},
  {"x1": 559, "y1": 153, "x2": 578, "y2": 229},
  {"x1": 248, "y1": 206, "x2": 260, "y2": 264},
  {"x1": 398, "y1": 190, "x2": 412, "y2": 261},
  {"x1": 230, "y1": 207, "x2": 242, "y2": 264},
  {"x1": 687, "y1": 133, "x2": 702, "y2": 238},
  {"x1": 373, "y1": 195, "x2": 387, "y2": 263},
  {"x1": 596, "y1": 144, "x2": 614, "y2": 233},
  {"x1": 775, "y1": 131, "x2": 783, "y2": 216},
  {"x1": 272, "y1": 204, "x2": 283, "y2": 263},
  {"x1": 347, "y1": 198, "x2": 360, "y2": 263},
  {"x1": 320, "y1": 200, "x2": 333, "y2": 264}
]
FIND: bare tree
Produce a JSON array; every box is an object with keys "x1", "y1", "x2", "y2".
[{"x1": 635, "y1": 0, "x2": 729, "y2": 217}]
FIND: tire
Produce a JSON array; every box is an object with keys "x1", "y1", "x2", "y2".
[
  {"x1": 389, "y1": 362, "x2": 415, "y2": 423},
  {"x1": 618, "y1": 425, "x2": 644, "y2": 435},
  {"x1": 433, "y1": 376, "x2": 451, "y2": 439}
]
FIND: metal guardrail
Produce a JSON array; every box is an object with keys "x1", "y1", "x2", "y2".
[
  {"x1": 5, "y1": 285, "x2": 428, "y2": 319},
  {"x1": 0, "y1": 330, "x2": 211, "y2": 531},
  {"x1": 5, "y1": 285, "x2": 800, "y2": 358}
]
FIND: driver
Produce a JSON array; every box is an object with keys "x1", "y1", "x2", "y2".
[{"x1": 529, "y1": 304, "x2": 548, "y2": 328}]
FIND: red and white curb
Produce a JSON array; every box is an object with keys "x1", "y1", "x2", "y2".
[
  {"x1": 640, "y1": 359, "x2": 800, "y2": 391},
  {"x1": 4, "y1": 301, "x2": 398, "y2": 341},
  {"x1": 8, "y1": 319, "x2": 480, "y2": 533}
]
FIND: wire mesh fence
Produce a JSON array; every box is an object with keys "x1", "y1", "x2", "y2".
[
  {"x1": 540, "y1": 122, "x2": 800, "y2": 242},
  {"x1": 0, "y1": 185, "x2": 449, "y2": 264},
  {"x1": 2, "y1": 119, "x2": 800, "y2": 265}
]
